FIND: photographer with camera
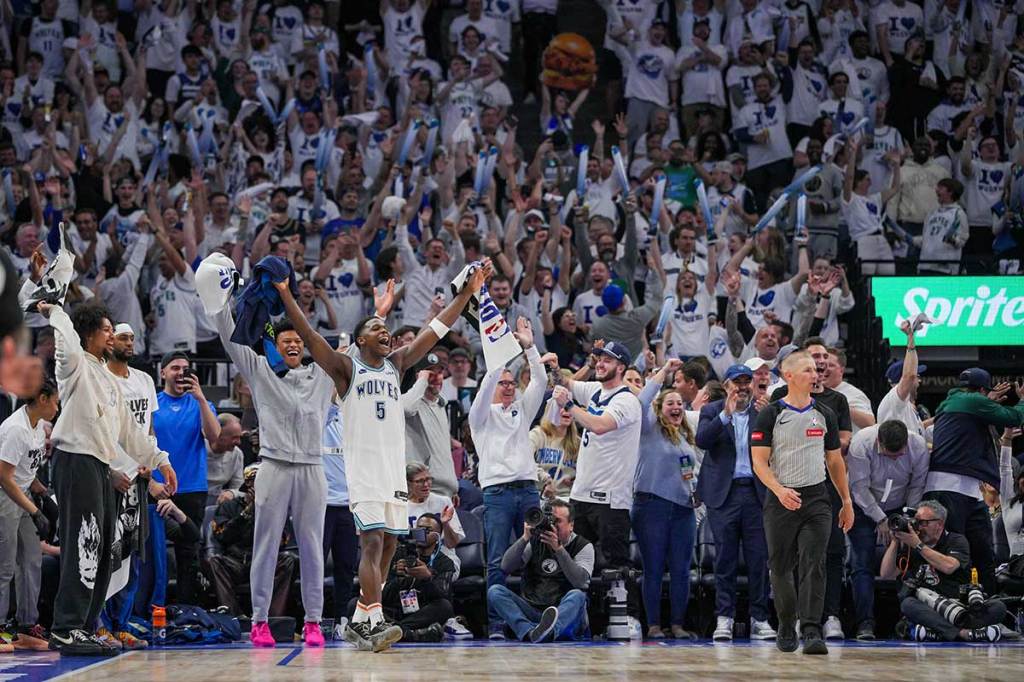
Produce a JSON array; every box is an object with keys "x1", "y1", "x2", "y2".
[
  {"x1": 206, "y1": 464, "x2": 298, "y2": 619},
  {"x1": 487, "y1": 500, "x2": 594, "y2": 643},
  {"x1": 880, "y1": 500, "x2": 1006, "y2": 642},
  {"x1": 846, "y1": 420, "x2": 929, "y2": 640},
  {"x1": 380, "y1": 515, "x2": 456, "y2": 643}
]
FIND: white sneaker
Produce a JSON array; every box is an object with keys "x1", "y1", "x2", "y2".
[
  {"x1": 444, "y1": 617, "x2": 473, "y2": 640},
  {"x1": 998, "y1": 623, "x2": 1022, "y2": 641},
  {"x1": 713, "y1": 616, "x2": 734, "y2": 641},
  {"x1": 750, "y1": 619, "x2": 777, "y2": 640},
  {"x1": 823, "y1": 616, "x2": 845, "y2": 640},
  {"x1": 332, "y1": 617, "x2": 349, "y2": 641}
]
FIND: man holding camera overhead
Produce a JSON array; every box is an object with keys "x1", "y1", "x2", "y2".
[
  {"x1": 153, "y1": 351, "x2": 221, "y2": 606},
  {"x1": 846, "y1": 420, "x2": 929, "y2": 641},
  {"x1": 487, "y1": 500, "x2": 594, "y2": 643},
  {"x1": 879, "y1": 500, "x2": 1006, "y2": 643}
]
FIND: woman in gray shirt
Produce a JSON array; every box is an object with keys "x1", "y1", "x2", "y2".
[{"x1": 631, "y1": 358, "x2": 701, "y2": 640}]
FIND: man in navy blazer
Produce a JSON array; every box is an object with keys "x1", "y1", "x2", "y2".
[{"x1": 696, "y1": 364, "x2": 775, "y2": 642}]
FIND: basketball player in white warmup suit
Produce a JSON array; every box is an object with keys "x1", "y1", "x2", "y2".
[{"x1": 273, "y1": 260, "x2": 490, "y2": 652}]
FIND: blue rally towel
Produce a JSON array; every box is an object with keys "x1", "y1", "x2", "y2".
[{"x1": 230, "y1": 256, "x2": 298, "y2": 374}]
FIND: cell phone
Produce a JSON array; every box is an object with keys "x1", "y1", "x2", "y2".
[
  {"x1": 181, "y1": 367, "x2": 196, "y2": 382},
  {"x1": 337, "y1": 332, "x2": 350, "y2": 349}
]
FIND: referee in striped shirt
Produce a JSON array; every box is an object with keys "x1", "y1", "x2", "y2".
[{"x1": 750, "y1": 351, "x2": 853, "y2": 655}]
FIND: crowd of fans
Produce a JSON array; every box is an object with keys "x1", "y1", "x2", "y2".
[{"x1": 0, "y1": 0, "x2": 1023, "y2": 652}]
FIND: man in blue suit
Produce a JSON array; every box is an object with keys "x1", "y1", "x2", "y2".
[{"x1": 696, "y1": 364, "x2": 775, "y2": 642}]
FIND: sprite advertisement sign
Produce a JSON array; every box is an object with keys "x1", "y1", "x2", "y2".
[{"x1": 871, "y1": 276, "x2": 1024, "y2": 346}]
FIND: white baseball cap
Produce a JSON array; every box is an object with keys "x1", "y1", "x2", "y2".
[{"x1": 744, "y1": 357, "x2": 772, "y2": 372}]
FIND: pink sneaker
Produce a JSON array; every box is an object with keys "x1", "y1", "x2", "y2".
[
  {"x1": 251, "y1": 621, "x2": 276, "y2": 648},
  {"x1": 303, "y1": 622, "x2": 325, "y2": 647}
]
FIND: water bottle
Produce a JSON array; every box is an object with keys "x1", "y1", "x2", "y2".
[
  {"x1": 152, "y1": 605, "x2": 167, "y2": 646},
  {"x1": 680, "y1": 454, "x2": 695, "y2": 482}
]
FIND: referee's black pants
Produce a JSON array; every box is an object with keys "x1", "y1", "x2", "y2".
[{"x1": 763, "y1": 482, "x2": 831, "y2": 634}]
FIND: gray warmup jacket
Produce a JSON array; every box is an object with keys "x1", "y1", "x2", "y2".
[{"x1": 212, "y1": 307, "x2": 335, "y2": 465}]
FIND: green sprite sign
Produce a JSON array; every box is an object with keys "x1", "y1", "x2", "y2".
[{"x1": 871, "y1": 276, "x2": 1024, "y2": 346}]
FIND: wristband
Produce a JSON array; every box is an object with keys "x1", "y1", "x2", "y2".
[{"x1": 428, "y1": 317, "x2": 451, "y2": 338}]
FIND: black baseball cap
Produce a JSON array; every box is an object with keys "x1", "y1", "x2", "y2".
[
  {"x1": 958, "y1": 367, "x2": 992, "y2": 391},
  {"x1": 160, "y1": 350, "x2": 190, "y2": 369}
]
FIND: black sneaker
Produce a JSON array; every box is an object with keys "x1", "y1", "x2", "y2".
[
  {"x1": 343, "y1": 622, "x2": 373, "y2": 651},
  {"x1": 368, "y1": 621, "x2": 403, "y2": 652},
  {"x1": 528, "y1": 606, "x2": 559, "y2": 643},
  {"x1": 855, "y1": 621, "x2": 876, "y2": 641},
  {"x1": 801, "y1": 625, "x2": 829, "y2": 655},
  {"x1": 49, "y1": 629, "x2": 119, "y2": 657},
  {"x1": 776, "y1": 622, "x2": 798, "y2": 653},
  {"x1": 405, "y1": 623, "x2": 444, "y2": 643},
  {"x1": 963, "y1": 625, "x2": 1001, "y2": 643}
]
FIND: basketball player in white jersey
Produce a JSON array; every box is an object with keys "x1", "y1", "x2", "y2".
[{"x1": 273, "y1": 260, "x2": 490, "y2": 651}]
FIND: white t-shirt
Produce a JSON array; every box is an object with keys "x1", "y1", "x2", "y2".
[
  {"x1": 572, "y1": 289, "x2": 605, "y2": 328},
  {"x1": 482, "y1": 0, "x2": 519, "y2": 53},
  {"x1": 707, "y1": 325, "x2": 739, "y2": 381},
  {"x1": 109, "y1": 367, "x2": 160, "y2": 476},
  {"x1": 88, "y1": 99, "x2": 140, "y2": 169},
  {"x1": 321, "y1": 259, "x2": 369, "y2": 338},
  {"x1": 381, "y1": 3, "x2": 427, "y2": 69},
  {"x1": 439, "y1": 79, "x2": 483, "y2": 143},
  {"x1": 818, "y1": 96, "x2": 865, "y2": 135},
  {"x1": 961, "y1": 160, "x2": 1011, "y2": 227},
  {"x1": 876, "y1": 384, "x2": 924, "y2": 440},
  {"x1": 569, "y1": 381, "x2": 642, "y2": 510},
  {"x1": 0, "y1": 406, "x2": 47, "y2": 491},
  {"x1": 873, "y1": 1, "x2": 923, "y2": 56},
  {"x1": 725, "y1": 63, "x2": 763, "y2": 107},
  {"x1": 833, "y1": 56, "x2": 889, "y2": 104},
  {"x1": 669, "y1": 289, "x2": 715, "y2": 359},
  {"x1": 919, "y1": 203, "x2": 969, "y2": 274},
  {"x1": 787, "y1": 63, "x2": 828, "y2": 127},
  {"x1": 841, "y1": 192, "x2": 886, "y2": 241},
  {"x1": 623, "y1": 40, "x2": 677, "y2": 108},
  {"x1": 270, "y1": 4, "x2": 304, "y2": 63},
  {"x1": 734, "y1": 96, "x2": 792, "y2": 170},
  {"x1": 449, "y1": 14, "x2": 502, "y2": 53},
  {"x1": 676, "y1": 44, "x2": 728, "y2": 108},
  {"x1": 834, "y1": 380, "x2": 873, "y2": 436},
  {"x1": 864, "y1": 125, "x2": 904, "y2": 194},
  {"x1": 149, "y1": 269, "x2": 199, "y2": 355},
  {"x1": 746, "y1": 281, "x2": 798, "y2": 327}
]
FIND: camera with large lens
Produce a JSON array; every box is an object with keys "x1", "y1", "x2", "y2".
[
  {"x1": 398, "y1": 526, "x2": 429, "y2": 565},
  {"x1": 525, "y1": 505, "x2": 555, "y2": 534},
  {"x1": 887, "y1": 507, "x2": 917, "y2": 534}
]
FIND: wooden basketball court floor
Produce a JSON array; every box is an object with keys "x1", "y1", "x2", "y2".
[{"x1": 4, "y1": 639, "x2": 1022, "y2": 681}]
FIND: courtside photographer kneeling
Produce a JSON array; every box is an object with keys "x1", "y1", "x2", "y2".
[{"x1": 880, "y1": 500, "x2": 1007, "y2": 642}]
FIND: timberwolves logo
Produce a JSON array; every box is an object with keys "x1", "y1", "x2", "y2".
[
  {"x1": 637, "y1": 54, "x2": 664, "y2": 79},
  {"x1": 710, "y1": 337, "x2": 727, "y2": 359},
  {"x1": 541, "y1": 558, "x2": 559, "y2": 574}
]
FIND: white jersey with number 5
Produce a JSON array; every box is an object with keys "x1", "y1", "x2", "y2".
[{"x1": 339, "y1": 353, "x2": 407, "y2": 505}]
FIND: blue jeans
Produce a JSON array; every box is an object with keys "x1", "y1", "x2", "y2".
[
  {"x1": 631, "y1": 493, "x2": 695, "y2": 627},
  {"x1": 848, "y1": 507, "x2": 881, "y2": 627},
  {"x1": 102, "y1": 554, "x2": 140, "y2": 631},
  {"x1": 482, "y1": 484, "x2": 540, "y2": 589},
  {"x1": 487, "y1": 585, "x2": 587, "y2": 640}
]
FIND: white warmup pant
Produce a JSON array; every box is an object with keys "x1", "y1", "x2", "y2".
[
  {"x1": 0, "y1": 492, "x2": 42, "y2": 625},
  {"x1": 250, "y1": 459, "x2": 327, "y2": 622},
  {"x1": 856, "y1": 233, "x2": 895, "y2": 275}
]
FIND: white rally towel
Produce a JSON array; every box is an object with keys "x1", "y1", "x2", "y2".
[
  {"x1": 22, "y1": 222, "x2": 74, "y2": 311},
  {"x1": 195, "y1": 253, "x2": 244, "y2": 316},
  {"x1": 450, "y1": 262, "x2": 522, "y2": 371}
]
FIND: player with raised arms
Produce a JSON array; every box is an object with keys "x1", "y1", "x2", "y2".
[{"x1": 273, "y1": 259, "x2": 491, "y2": 651}]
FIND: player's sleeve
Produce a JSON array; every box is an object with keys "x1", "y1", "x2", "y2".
[{"x1": 750, "y1": 406, "x2": 776, "y2": 448}]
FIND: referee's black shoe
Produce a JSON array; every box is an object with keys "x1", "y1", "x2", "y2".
[
  {"x1": 801, "y1": 625, "x2": 828, "y2": 655},
  {"x1": 776, "y1": 623, "x2": 798, "y2": 653}
]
